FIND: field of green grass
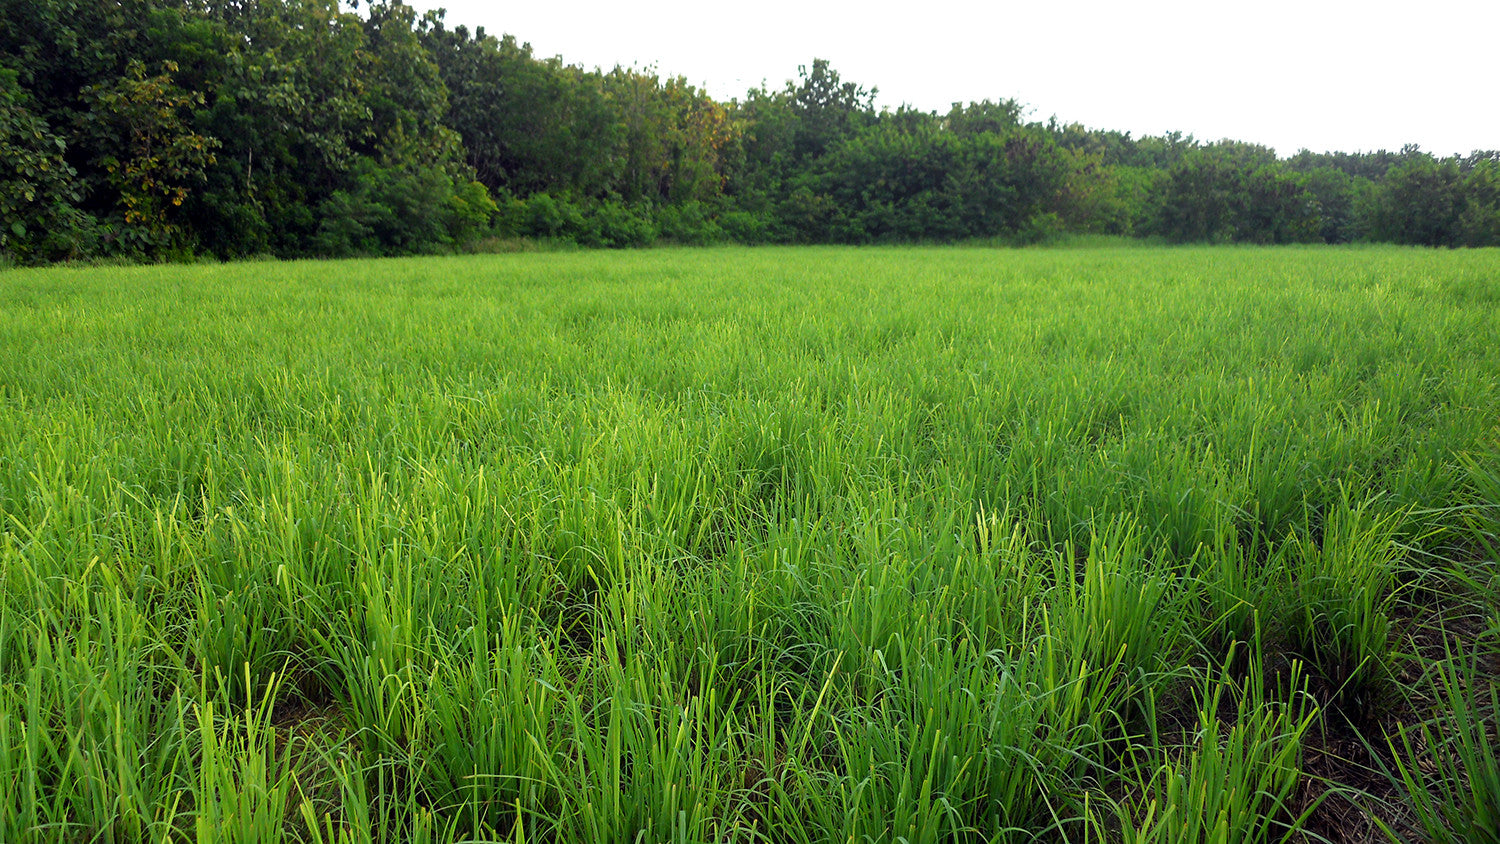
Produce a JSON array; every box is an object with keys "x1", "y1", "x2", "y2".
[{"x1": 2, "y1": 246, "x2": 1497, "y2": 843}]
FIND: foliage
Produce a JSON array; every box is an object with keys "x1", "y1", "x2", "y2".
[
  {"x1": 1364, "y1": 155, "x2": 1466, "y2": 246},
  {"x1": 1152, "y1": 146, "x2": 1320, "y2": 244},
  {"x1": 786, "y1": 58, "x2": 877, "y2": 163},
  {"x1": 0, "y1": 69, "x2": 88, "y2": 263},
  {"x1": 81, "y1": 59, "x2": 219, "y2": 255},
  {"x1": 1300, "y1": 166, "x2": 1367, "y2": 244},
  {"x1": 1457, "y1": 158, "x2": 1500, "y2": 247},
  {"x1": 655, "y1": 200, "x2": 726, "y2": 245},
  {"x1": 418, "y1": 18, "x2": 621, "y2": 199},
  {"x1": 314, "y1": 153, "x2": 496, "y2": 257},
  {"x1": 2, "y1": 2, "x2": 1497, "y2": 260}
]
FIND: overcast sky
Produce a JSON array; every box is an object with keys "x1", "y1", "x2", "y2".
[{"x1": 405, "y1": 0, "x2": 1497, "y2": 158}]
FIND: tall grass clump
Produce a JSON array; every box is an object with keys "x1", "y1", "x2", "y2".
[
  {"x1": 1378, "y1": 645, "x2": 1500, "y2": 843},
  {"x1": 1279, "y1": 495, "x2": 1406, "y2": 721},
  {"x1": 1113, "y1": 650, "x2": 1320, "y2": 844}
]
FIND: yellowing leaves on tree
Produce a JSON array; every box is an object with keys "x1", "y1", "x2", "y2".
[{"x1": 82, "y1": 60, "x2": 220, "y2": 247}]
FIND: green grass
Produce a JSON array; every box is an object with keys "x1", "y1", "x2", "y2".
[{"x1": 1, "y1": 245, "x2": 1497, "y2": 842}]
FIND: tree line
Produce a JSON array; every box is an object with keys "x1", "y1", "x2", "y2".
[{"x1": 3, "y1": 0, "x2": 1498, "y2": 264}]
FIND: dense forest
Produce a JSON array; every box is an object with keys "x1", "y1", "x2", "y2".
[{"x1": 3, "y1": 0, "x2": 1498, "y2": 264}]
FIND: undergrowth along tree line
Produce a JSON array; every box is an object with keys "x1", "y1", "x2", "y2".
[{"x1": 3, "y1": 0, "x2": 1499, "y2": 264}]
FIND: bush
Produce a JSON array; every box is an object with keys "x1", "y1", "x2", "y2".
[
  {"x1": 582, "y1": 200, "x2": 657, "y2": 248},
  {"x1": 718, "y1": 209, "x2": 777, "y2": 244},
  {"x1": 655, "y1": 202, "x2": 724, "y2": 245},
  {"x1": 1013, "y1": 211, "x2": 1065, "y2": 245},
  {"x1": 314, "y1": 159, "x2": 497, "y2": 257},
  {"x1": 0, "y1": 70, "x2": 96, "y2": 264}
]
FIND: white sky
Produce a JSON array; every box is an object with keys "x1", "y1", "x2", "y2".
[{"x1": 406, "y1": 0, "x2": 1498, "y2": 158}]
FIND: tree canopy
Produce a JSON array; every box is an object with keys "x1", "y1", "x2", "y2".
[{"x1": 2, "y1": 0, "x2": 1496, "y2": 264}]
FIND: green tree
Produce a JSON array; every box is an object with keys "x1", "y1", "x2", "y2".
[
  {"x1": 1300, "y1": 167, "x2": 1366, "y2": 244},
  {"x1": 362, "y1": 2, "x2": 450, "y2": 148},
  {"x1": 1363, "y1": 154, "x2": 1464, "y2": 246},
  {"x1": 1152, "y1": 145, "x2": 1315, "y2": 244},
  {"x1": 183, "y1": 0, "x2": 375, "y2": 256},
  {"x1": 1154, "y1": 149, "x2": 1242, "y2": 242},
  {"x1": 1458, "y1": 158, "x2": 1500, "y2": 247},
  {"x1": 82, "y1": 59, "x2": 219, "y2": 254},
  {"x1": 605, "y1": 66, "x2": 672, "y2": 202},
  {"x1": 786, "y1": 59, "x2": 875, "y2": 163},
  {"x1": 1239, "y1": 164, "x2": 1318, "y2": 244},
  {"x1": 0, "y1": 68, "x2": 88, "y2": 262},
  {"x1": 419, "y1": 18, "x2": 620, "y2": 198},
  {"x1": 947, "y1": 99, "x2": 1023, "y2": 136},
  {"x1": 793, "y1": 119, "x2": 1075, "y2": 243},
  {"x1": 722, "y1": 83, "x2": 797, "y2": 225},
  {"x1": 660, "y1": 77, "x2": 735, "y2": 203}
]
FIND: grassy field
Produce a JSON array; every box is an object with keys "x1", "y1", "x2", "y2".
[{"x1": 1, "y1": 246, "x2": 1497, "y2": 843}]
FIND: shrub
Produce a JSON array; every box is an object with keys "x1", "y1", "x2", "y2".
[
  {"x1": 315, "y1": 159, "x2": 497, "y2": 257},
  {"x1": 656, "y1": 202, "x2": 724, "y2": 245}
]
